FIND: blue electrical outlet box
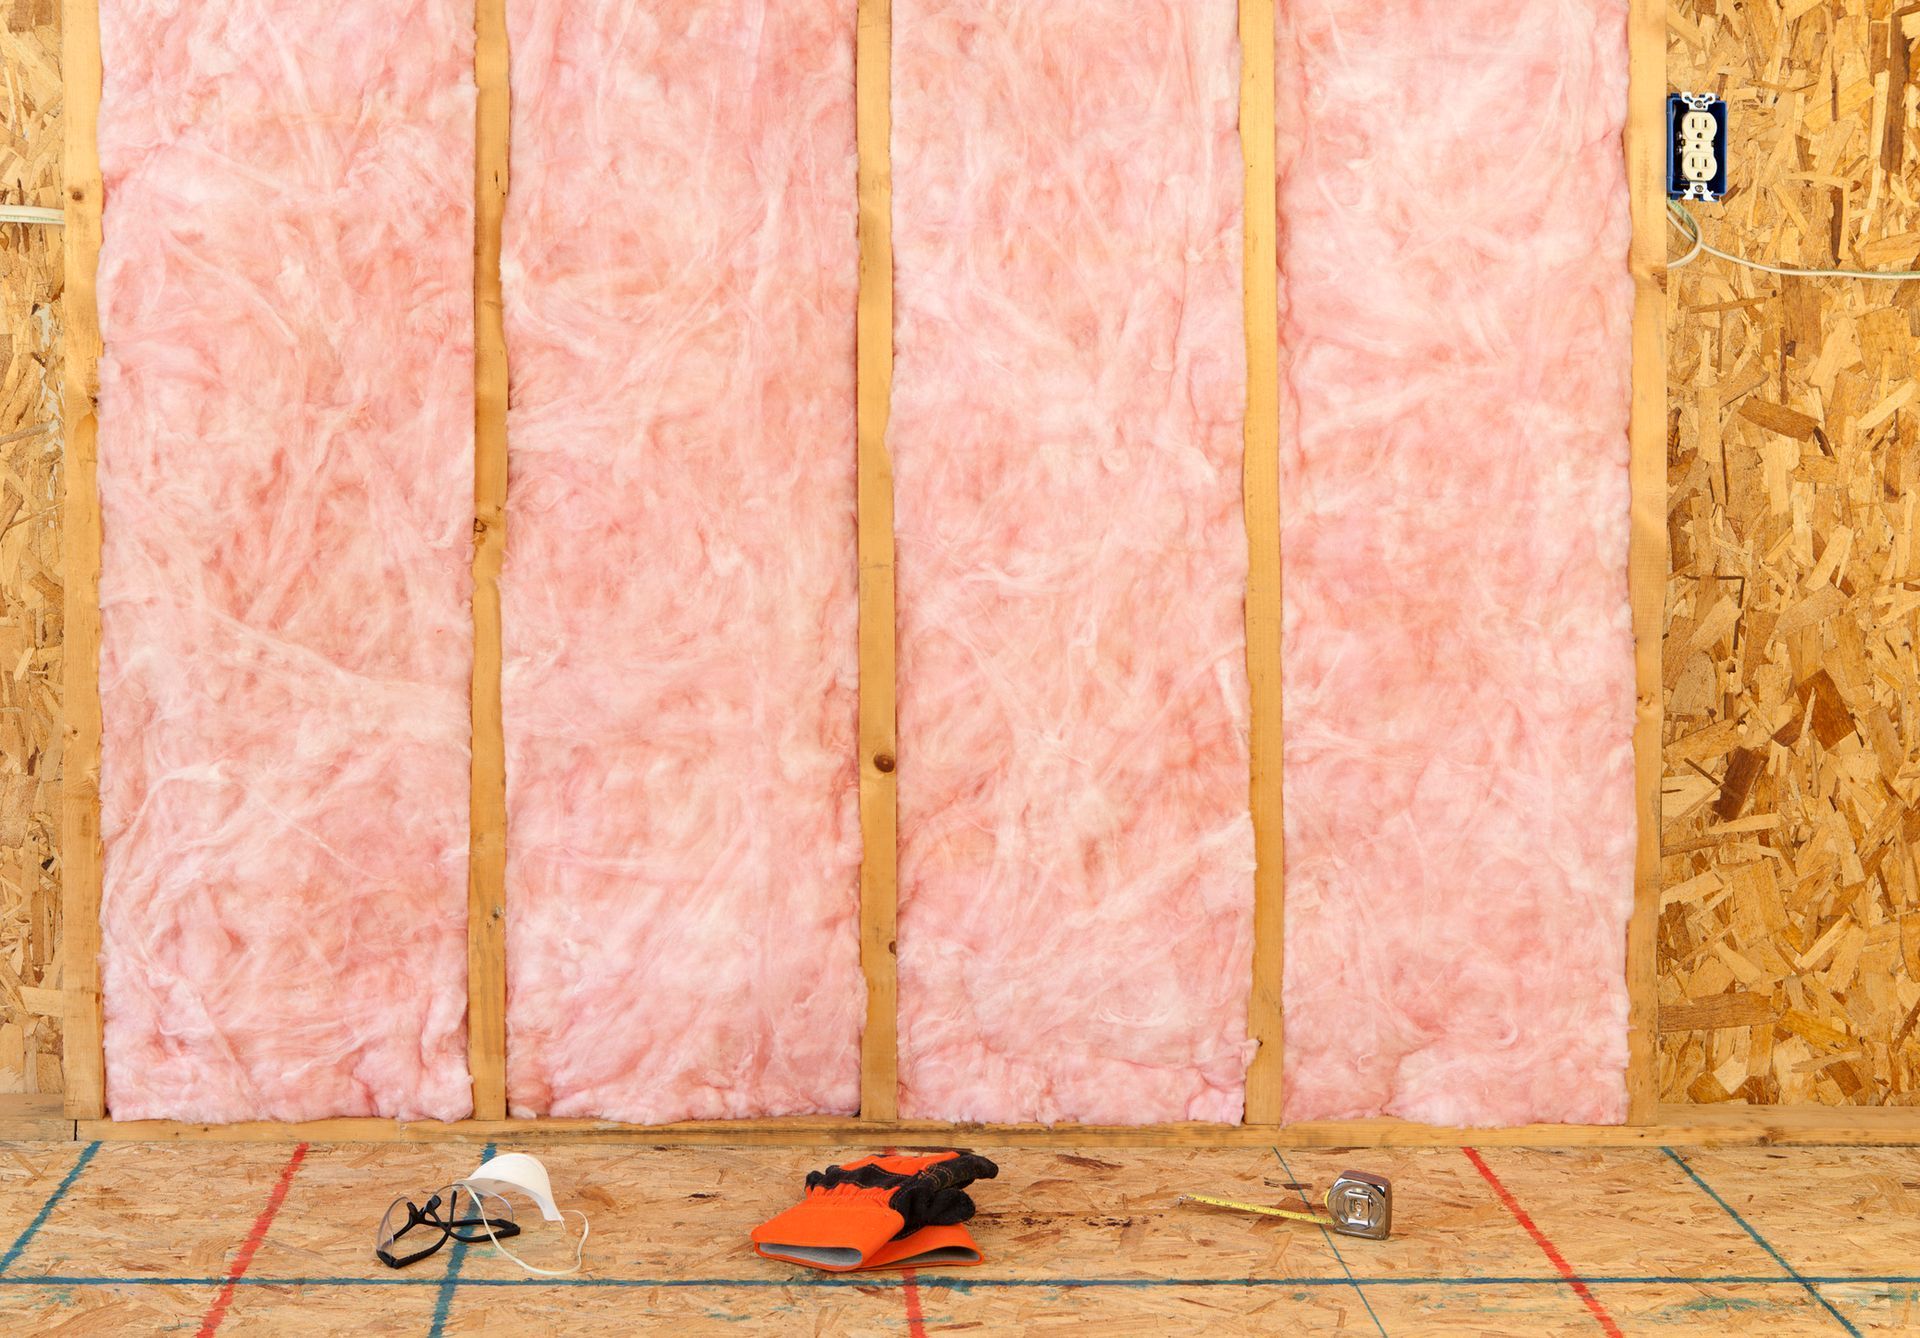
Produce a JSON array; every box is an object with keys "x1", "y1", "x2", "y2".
[{"x1": 1668, "y1": 93, "x2": 1727, "y2": 201}]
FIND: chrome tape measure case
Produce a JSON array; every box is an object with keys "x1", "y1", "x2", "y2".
[{"x1": 1326, "y1": 1170, "x2": 1392, "y2": 1240}]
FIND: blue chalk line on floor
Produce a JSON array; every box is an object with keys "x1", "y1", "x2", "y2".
[
  {"x1": 1274, "y1": 1146, "x2": 1388, "y2": 1337},
  {"x1": 0, "y1": 1141, "x2": 101, "y2": 1277},
  {"x1": 3, "y1": 1273, "x2": 1919, "y2": 1291},
  {"x1": 1663, "y1": 1147, "x2": 1863, "y2": 1338},
  {"x1": 427, "y1": 1141, "x2": 496, "y2": 1338}
]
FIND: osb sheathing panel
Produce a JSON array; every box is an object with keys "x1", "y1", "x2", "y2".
[
  {"x1": 1661, "y1": 0, "x2": 1920, "y2": 1106},
  {"x1": 0, "y1": 0, "x2": 63, "y2": 1098},
  {"x1": 6, "y1": 2, "x2": 1918, "y2": 1111}
]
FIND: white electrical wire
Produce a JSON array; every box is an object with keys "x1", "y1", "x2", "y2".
[
  {"x1": 0, "y1": 205, "x2": 62, "y2": 226},
  {"x1": 1668, "y1": 199, "x2": 1920, "y2": 281}
]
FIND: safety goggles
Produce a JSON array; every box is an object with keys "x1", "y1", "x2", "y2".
[{"x1": 375, "y1": 1185, "x2": 522, "y2": 1269}]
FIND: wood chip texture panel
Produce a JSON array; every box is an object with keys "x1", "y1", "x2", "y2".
[
  {"x1": 0, "y1": 0, "x2": 64, "y2": 1100},
  {"x1": 1662, "y1": 0, "x2": 1920, "y2": 1106}
]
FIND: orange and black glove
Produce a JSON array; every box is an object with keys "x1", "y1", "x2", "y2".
[{"x1": 751, "y1": 1151, "x2": 998, "y2": 1272}]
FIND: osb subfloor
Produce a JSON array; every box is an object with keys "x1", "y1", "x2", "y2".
[{"x1": 0, "y1": 1142, "x2": 1914, "y2": 1335}]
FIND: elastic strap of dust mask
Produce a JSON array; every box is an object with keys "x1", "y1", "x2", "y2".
[{"x1": 455, "y1": 1152, "x2": 590, "y2": 1276}]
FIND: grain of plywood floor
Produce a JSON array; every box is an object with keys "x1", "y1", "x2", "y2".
[{"x1": 1, "y1": 1141, "x2": 1917, "y2": 1334}]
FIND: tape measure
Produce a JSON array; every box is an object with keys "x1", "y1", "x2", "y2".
[{"x1": 1180, "y1": 1170, "x2": 1392, "y2": 1240}]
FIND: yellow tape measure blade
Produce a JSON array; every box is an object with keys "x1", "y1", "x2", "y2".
[{"x1": 1177, "y1": 1193, "x2": 1326, "y2": 1226}]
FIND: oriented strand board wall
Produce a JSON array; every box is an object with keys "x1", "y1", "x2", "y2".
[
  {"x1": 1661, "y1": 0, "x2": 1920, "y2": 1105},
  {"x1": 0, "y1": 0, "x2": 63, "y2": 1099}
]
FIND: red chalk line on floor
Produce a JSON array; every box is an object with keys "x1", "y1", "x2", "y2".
[
  {"x1": 197, "y1": 1142, "x2": 310, "y2": 1338},
  {"x1": 902, "y1": 1266, "x2": 928, "y2": 1337},
  {"x1": 1463, "y1": 1147, "x2": 1624, "y2": 1338}
]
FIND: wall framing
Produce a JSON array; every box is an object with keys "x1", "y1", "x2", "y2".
[
  {"x1": 44, "y1": 1104, "x2": 1920, "y2": 1148},
  {"x1": 44, "y1": 0, "x2": 1783, "y2": 1144},
  {"x1": 855, "y1": 0, "x2": 902, "y2": 1127},
  {"x1": 467, "y1": 0, "x2": 511, "y2": 1125},
  {"x1": 1239, "y1": 0, "x2": 1287, "y2": 1129},
  {"x1": 1625, "y1": 0, "x2": 1671, "y2": 1127},
  {"x1": 58, "y1": 0, "x2": 103, "y2": 1123}
]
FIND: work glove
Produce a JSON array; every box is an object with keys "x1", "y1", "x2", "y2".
[
  {"x1": 861, "y1": 1222, "x2": 983, "y2": 1270},
  {"x1": 751, "y1": 1151, "x2": 998, "y2": 1271}
]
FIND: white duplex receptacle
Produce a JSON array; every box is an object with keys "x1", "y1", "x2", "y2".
[{"x1": 1679, "y1": 109, "x2": 1718, "y2": 185}]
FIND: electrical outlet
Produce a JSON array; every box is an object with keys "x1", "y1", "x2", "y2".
[{"x1": 1668, "y1": 93, "x2": 1727, "y2": 201}]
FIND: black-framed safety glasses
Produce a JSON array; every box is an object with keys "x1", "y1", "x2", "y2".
[{"x1": 375, "y1": 1185, "x2": 522, "y2": 1269}]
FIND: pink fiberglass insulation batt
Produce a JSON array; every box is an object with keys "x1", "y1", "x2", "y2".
[
  {"x1": 1276, "y1": 0, "x2": 1636, "y2": 1125},
  {"x1": 892, "y1": 1, "x2": 1256, "y2": 1125},
  {"x1": 94, "y1": 1, "x2": 476, "y2": 1120},
  {"x1": 501, "y1": 3, "x2": 863, "y2": 1121}
]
